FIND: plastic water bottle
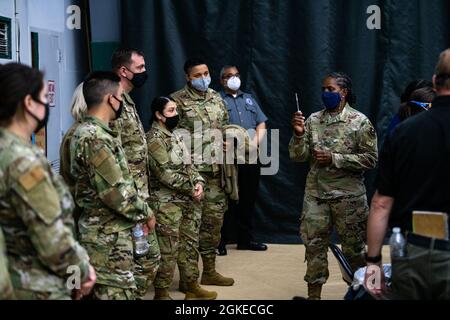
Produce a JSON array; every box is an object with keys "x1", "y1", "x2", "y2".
[
  {"x1": 389, "y1": 227, "x2": 406, "y2": 258},
  {"x1": 133, "y1": 224, "x2": 149, "y2": 257}
]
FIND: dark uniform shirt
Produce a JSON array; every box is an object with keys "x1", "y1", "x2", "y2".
[
  {"x1": 220, "y1": 90, "x2": 267, "y2": 130},
  {"x1": 377, "y1": 95, "x2": 450, "y2": 231}
]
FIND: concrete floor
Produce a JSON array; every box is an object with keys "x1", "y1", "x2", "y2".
[{"x1": 145, "y1": 244, "x2": 391, "y2": 300}]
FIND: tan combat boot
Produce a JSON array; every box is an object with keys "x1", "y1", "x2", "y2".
[
  {"x1": 200, "y1": 255, "x2": 235, "y2": 286},
  {"x1": 184, "y1": 282, "x2": 218, "y2": 300},
  {"x1": 153, "y1": 287, "x2": 172, "y2": 300},
  {"x1": 307, "y1": 283, "x2": 322, "y2": 300}
]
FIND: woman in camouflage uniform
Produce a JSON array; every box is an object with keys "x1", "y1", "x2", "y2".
[
  {"x1": 0, "y1": 63, "x2": 96, "y2": 300},
  {"x1": 147, "y1": 97, "x2": 217, "y2": 300},
  {"x1": 289, "y1": 72, "x2": 378, "y2": 300}
]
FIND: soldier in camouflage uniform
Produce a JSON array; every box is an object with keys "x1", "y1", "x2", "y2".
[
  {"x1": 0, "y1": 63, "x2": 95, "y2": 300},
  {"x1": 70, "y1": 71, "x2": 153, "y2": 300},
  {"x1": 60, "y1": 83, "x2": 87, "y2": 196},
  {"x1": 0, "y1": 228, "x2": 14, "y2": 300},
  {"x1": 147, "y1": 97, "x2": 217, "y2": 300},
  {"x1": 59, "y1": 83, "x2": 87, "y2": 232},
  {"x1": 111, "y1": 48, "x2": 160, "y2": 298},
  {"x1": 170, "y1": 58, "x2": 234, "y2": 288},
  {"x1": 289, "y1": 72, "x2": 378, "y2": 300}
]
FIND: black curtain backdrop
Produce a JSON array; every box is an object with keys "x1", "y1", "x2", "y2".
[{"x1": 121, "y1": 0, "x2": 450, "y2": 243}]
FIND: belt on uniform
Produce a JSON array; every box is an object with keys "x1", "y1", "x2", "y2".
[{"x1": 407, "y1": 232, "x2": 450, "y2": 252}]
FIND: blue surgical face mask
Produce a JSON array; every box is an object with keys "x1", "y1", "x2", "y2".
[
  {"x1": 191, "y1": 76, "x2": 211, "y2": 92},
  {"x1": 410, "y1": 100, "x2": 431, "y2": 110},
  {"x1": 322, "y1": 92, "x2": 342, "y2": 110}
]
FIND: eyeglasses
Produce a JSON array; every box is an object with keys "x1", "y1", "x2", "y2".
[
  {"x1": 222, "y1": 74, "x2": 240, "y2": 80},
  {"x1": 410, "y1": 100, "x2": 432, "y2": 110}
]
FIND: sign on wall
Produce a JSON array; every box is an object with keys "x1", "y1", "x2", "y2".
[{"x1": 48, "y1": 80, "x2": 56, "y2": 107}]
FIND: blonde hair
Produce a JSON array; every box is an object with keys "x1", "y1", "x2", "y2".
[
  {"x1": 434, "y1": 48, "x2": 450, "y2": 90},
  {"x1": 70, "y1": 83, "x2": 87, "y2": 121}
]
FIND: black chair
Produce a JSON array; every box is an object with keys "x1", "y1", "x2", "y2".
[
  {"x1": 329, "y1": 243, "x2": 354, "y2": 285},
  {"x1": 329, "y1": 244, "x2": 376, "y2": 300}
]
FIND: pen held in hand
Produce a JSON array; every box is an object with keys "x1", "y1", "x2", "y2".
[{"x1": 295, "y1": 92, "x2": 301, "y2": 113}]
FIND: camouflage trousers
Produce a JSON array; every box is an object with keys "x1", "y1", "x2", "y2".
[
  {"x1": 13, "y1": 289, "x2": 71, "y2": 300},
  {"x1": 133, "y1": 229, "x2": 161, "y2": 298},
  {"x1": 92, "y1": 285, "x2": 134, "y2": 300},
  {"x1": 300, "y1": 194, "x2": 368, "y2": 285},
  {"x1": 153, "y1": 201, "x2": 202, "y2": 289},
  {"x1": 80, "y1": 229, "x2": 136, "y2": 297},
  {"x1": 199, "y1": 173, "x2": 228, "y2": 271}
]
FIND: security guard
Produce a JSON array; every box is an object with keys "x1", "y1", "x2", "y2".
[
  {"x1": 0, "y1": 63, "x2": 95, "y2": 300},
  {"x1": 147, "y1": 97, "x2": 217, "y2": 300},
  {"x1": 170, "y1": 58, "x2": 234, "y2": 288},
  {"x1": 218, "y1": 65, "x2": 268, "y2": 255},
  {"x1": 70, "y1": 71, "x2": 153, "y2": 300},
  {"x1": 289, "y1": 72, "x2": 377, "y2": 299},
  {"x1": 111, "y1": 47, "x2": 160, "y2": 298}
]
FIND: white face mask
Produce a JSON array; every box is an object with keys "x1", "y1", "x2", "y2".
[{"x1": 227, "y1": 76, "x2": 241, "y2": 91}]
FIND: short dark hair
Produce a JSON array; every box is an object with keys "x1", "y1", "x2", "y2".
[
  {"x1": 325, "y1": 72, "x2": 356, "y2": 106},
  {"x1": 150, "y1": 96, "x2": 174, "y2": 122},
  {"x1": 400, "y1": 79, "x2": 433, "y2": 103},
  {"x1": 184, "y1": 57, "x2": 208, "y2": 75},
  {"x1": 220, "y1": 65, "x2": 238, "y2": 79},
  {"x1": 83, "y1": 71, "x2": 121, "y2": 109},
  {"x1": 111, "y1": 47, "x2": 145, "y2": 72},
  {"x1": 410, "y1": 86, "x2": 436, "y2": 103},
  {"x1": 0, "y1": 63, "x2": 44, "y2": 126}
]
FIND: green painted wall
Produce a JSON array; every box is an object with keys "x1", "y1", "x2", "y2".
[{"x1": 91, "y1": 41, "x2": 120, "y2": 70}]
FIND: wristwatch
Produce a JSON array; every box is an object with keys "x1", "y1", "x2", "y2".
[{"x1": 365, "y1": 253, "x2": 382, "y2": 263}]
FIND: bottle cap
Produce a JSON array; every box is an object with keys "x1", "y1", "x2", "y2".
[
  {"x1": 393, "y1": 227, "x2": 401, "y2": 233},
  {"x1": 133, "y1": 228, "x2": 144, "y2": 237}
]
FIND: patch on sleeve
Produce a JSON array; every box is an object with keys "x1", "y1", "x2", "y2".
[
  {"x1": 92, "y1": 148, "x2": 110, "y2": 168},
  {"x1": 92, "y1": 147, "x2": 122, "y2": 186},
  {"x1": 18, "y1": 166, "x2": 45, "y2": 191},
  {"x1": 148, "y1": 141, "x2": 170, "y2": 165},
  {"x1": 17, "y1": 165, "x2": 61, "y2": 225}
]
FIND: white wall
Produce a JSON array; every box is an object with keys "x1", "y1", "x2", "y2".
[
  {"x1": 28, "y1": 0, "x2": 88, "y2": 134},
  {"x1": 1, "y1": 0, "x2": 90, "y2": 153},
  {"x1": 28, "y1": 0, "x2": 65, "y2": 33}
]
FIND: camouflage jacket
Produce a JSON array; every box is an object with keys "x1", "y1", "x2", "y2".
[
  {"x1": 147, "y1": 122, "x2": 205, "y2": 203},
  {"x1": 70, "y1": 115, "x2": 153, "y2": 237},
  {"x1": 289, "y1": 104, "x2": 378, "y2": 199},
  {"x1": 110, "y1": 92, "x2": 150, "y2": 200},
  {"x1": 60, "y1": 121, "x2": 82, "y2": 196},
  {"x1": 0, "y1": 228, "x2": 14, "y2": 299},
  {"x1": 170, "y1": 85, "x2": 229, "y2": 173},
  {"x1": 0, "y1": 128, "x2": 90, "y2": 294}
]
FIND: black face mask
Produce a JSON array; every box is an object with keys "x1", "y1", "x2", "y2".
[
  {"x1": 163, "y1": 114, "x2": 180, "y2": 131},
  {"x1": 125, "y1": 67, "x2": 148, "y2": 88},
  {"x1": 27, "y1": 99, "x2": 50, "y2": 133},
  {"x1": 110, "y1": 95, "x2": 124, "y2": 120}
]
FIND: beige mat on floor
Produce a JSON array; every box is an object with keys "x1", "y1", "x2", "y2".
[{"x1": 145, "y1": 244, "x2": 390, "y2": 300}]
